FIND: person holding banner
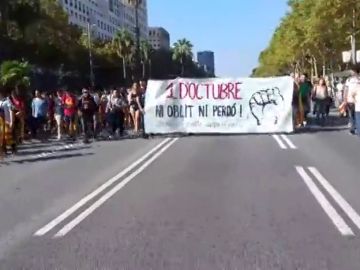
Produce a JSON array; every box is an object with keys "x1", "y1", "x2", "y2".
[
  {"x1": 298, "y1": 73, "x2": 312, "y2": 127},
  {"x1": 128, "y1": 83, "x2": 143, "y2": 135},
  {"x1": 139, "y1": 80, "x2": 147, "y2": 136},
  {"x1": 292, "y1": 74, "x2": 302, "y2": 128}
]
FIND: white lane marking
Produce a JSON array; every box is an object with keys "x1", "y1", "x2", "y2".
[
  {"x1": 272, "y1": 135, "x2": 287, "y2": 149},
  {"x1": 295, "y1": 166, "x2": 354, "y2": 236},
  {"x1": 34, "y1": 138, "x2": 172, "y2": 236},
  {"x1": 308, "y1": 167, "x2": 360, "y2": 230},
  {"x1": 53, "y1": 138, "x2": 179, "y2": 238},
  {"x1": 280, "y1": 134, "x2": 297, "y2": 149}
]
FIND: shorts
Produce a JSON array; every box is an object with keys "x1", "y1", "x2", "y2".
[
  {"x1": 35, "y1": 116, "x2": 46, "y2": 127},
  {"x1": 130, "y1": 104, "x2": 139, "y2": 112},
  {"x1": 64, "y1": 114, "x2": 76, "y2": 124}
]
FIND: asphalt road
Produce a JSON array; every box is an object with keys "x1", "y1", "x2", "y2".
[{"x1": 0, "y1": 128, "x2": 360, "y2": 269}]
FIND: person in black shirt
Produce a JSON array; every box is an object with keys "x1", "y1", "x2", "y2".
[{"x1": 78, "y1": 88, "x2": 97, "y2": 142}]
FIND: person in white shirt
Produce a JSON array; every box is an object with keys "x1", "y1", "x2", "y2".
[
  {"x1": 344, "y1": 64, "x2": 360, "y2": 134},
  {"x1": 336, "y1": 79, "x2": 345, "y2": 107},
  {"x1": 351, "y1": 77, "x2": 360, "y2": 137}
]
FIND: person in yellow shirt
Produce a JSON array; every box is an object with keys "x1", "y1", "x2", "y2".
[{"x1": 0, "y1": 91, "x2": 15, "y2": 155}]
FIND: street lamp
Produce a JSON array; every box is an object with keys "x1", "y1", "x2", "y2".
[
  {"x1": 87, "y1": 23, "x2": 97, "y2": 88},
  {"x1": 128, "y1": 0, "x2": 142, "y2": 81}
]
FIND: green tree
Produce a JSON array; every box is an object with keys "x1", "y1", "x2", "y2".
[
  {"x1": 112, "y1": 29, "x2": 135, "y2": 80},
  {"x1": 8, "y1": 0, "x2": 41, "y2": 39},
  {"x1": 0, "y1": 60, "x2": 31, "y2": 88},
  {"x1": 140, "y1": 40, "x2": 153, "y2": 78},
  {"x1": 172, "y1": 39, "x2": 193, "y2": 76},
  {"x1": 254, "y1": 0, "x2": 360, "y2": 77}
]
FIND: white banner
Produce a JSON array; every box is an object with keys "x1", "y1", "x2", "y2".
[{"x1": 144, "y1": 76, "x2": 294, "y2": 134}]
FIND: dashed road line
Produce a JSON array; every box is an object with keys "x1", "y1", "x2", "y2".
[
  {"x1": 280, "y1": 134, "x2": 297, "y2": 149},
  {"x1": 272, "y1": 134, "x2": 297, "y2": 149},
  {"x1": 34, "y1": 138, "x2": 173, "y2": 237},
  {"x1": 53, "y1": 138, "x2": 178, "y2": 238},
  {"x1": 272, "y1": 135, "x2": 287, "y2": 149},
  {"x1": 308, "y1": 167, "x2": 360, "y2": 230},
  {"x1": 296, "y1": 166, "x2": 354, "y2": 236}
]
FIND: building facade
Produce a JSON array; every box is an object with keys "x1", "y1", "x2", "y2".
[
  {"x1": 148, "y1": 27, "x2": 170, "y2": 50},
  {"x1": 59, "y1": 0, "x2": 148, "y2": 40},
  {"x1": 197, "y1": 51, "x2": 215, "y2": 76}
]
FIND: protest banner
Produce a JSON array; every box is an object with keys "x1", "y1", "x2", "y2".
[{"x1": 144, "y1": 76, "x2": 294, "y2": 134}]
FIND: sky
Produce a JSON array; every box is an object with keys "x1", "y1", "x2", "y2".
[{"x1": 148, "y1": 0, "x2": 288, "y2": 77}]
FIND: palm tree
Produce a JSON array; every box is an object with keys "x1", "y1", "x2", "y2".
[
  {"x1": 172, "y1": 39, "x2": 193, "y2": 76},
  {"x1": 112, "y1": 29, "x2": 134, "y2": 80},
  {"x1": 0, "y1": 60, "x2": 31, "y2": 88},
  {"x1": 140, "y1": 40, "x2": 153, "y2": 78}
]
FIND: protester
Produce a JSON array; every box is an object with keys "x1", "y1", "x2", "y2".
[
  {"x1": 107, "y1": 89, "x2": 127, "y2": 138},
  {"x1": 298, "y1": 73, "x2": 312, "y2": 127},
  {"x1": 10, "y1": 89, "x2": 25, "y2": 144},
  {"x1": 139, "y1": 80, "x2": 147, "y2": 134},
  {"x1": 54, "y1": 90, "x2": 64, "y2": 140},
  {"x1": 62, "y1": 89, "x2": 78, "y2": 140},
  {"x1": 344, "y1": 64, "x2": 360, "y2": 135},
  {"x1": 47, "y1": 93, "x2": 55, "y2": 132},
  {"x1": 312, "y1": 77, "x2": 329, "y2": 125},
  {"x1": 128, "y1": 83, "x2": 142, "y2": 134},
  {"x1": 0, "y1": 91, "x2": 16, "y2": 154},
  {"x1": 99, "y1": 93, "x2": 108, "y2": 131},
  {"x1": 121, "y1": 87, "x2": 131, "y2": 130},
  {"x1": 0, "y1": 101, "x2": 4, "y2": 159},
  {"x1": 352, "y1": 79, "x2": 360, "y2": 137},
  {"x1": 78, "y1": 88, "x2": 97, "y2": 142},
  {"x1": 92, "y1": 90, "x2": 100, "y2": 135},
  {"x1": 292, "y1": 73, "x2": 301, "y2": 128},
  {"x1": 31, "y1": 90, "x2": 48, "y2": 139},
  {"x1": 336, "y1": 79, "x2": 346, "y2": 117}
]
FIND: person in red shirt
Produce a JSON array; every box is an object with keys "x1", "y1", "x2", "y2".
[
  {"x1": 10, "y1": 90, "x2": 25, "y2": 144},
  {"x1": 61, "y1": 90, "x2": 78, "y2": 139}
]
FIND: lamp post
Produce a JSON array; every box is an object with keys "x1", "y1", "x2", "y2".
[
  {"x1": 87, "y1": 23, "x2": 96, "y2": 88},
  {"x1": 128, "y1": 0, "x2": 142, "y2": 81}
]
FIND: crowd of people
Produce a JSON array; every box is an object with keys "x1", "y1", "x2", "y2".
[
  {"x1": 0, "y1": 80, "x2": 147, "y2": 158},
  {"x1": 1, "y1": 67, "x2": 360, "y2": 159},
  {"x1": 292, "y1": 64, "x2": 360, "y2": 135}
]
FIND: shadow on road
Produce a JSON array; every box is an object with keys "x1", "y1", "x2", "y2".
[
  {"x1": 5, "y1": 152, "x2": 94, "y2": 165},
  {"x1": 14, "y1": 145, "x2": 91, "y2": 157},
  {"x1": 18, "y1": 142, "x2": 67, "y2": 150}
]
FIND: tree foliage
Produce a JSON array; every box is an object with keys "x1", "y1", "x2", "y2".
[
  {"x1": 172, "y1": 39, "x2": 194, "y2": 76},
  {"x1": 0, "y1": 60, "x2": 31, "y2": 88},
  {"x1": 253, "y1": 0, "x2": 360, "y2": 77},
  {"x1": 112, "y1": 29, "x2": 135, "y2": 80},
  {"x1": 140, "y1": 40, "x2": 153, "y2": 78},
  {"x1": 0, "y1": 0, "x2": 210, "y2": 90}
]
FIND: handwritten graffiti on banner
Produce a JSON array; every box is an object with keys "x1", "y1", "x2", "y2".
[{"x1": 144, "y1": 77, "x2": 294, "y2": 134}]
